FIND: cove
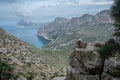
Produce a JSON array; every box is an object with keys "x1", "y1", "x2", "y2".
[{"x1": 0, "y1": 24, "x2": 50, "y2": 48}]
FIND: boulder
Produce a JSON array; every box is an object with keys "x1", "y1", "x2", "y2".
[
  {"x1": 66, "y1": 41, "x2": 103, "y2": 80},
  {"x1": 102, "y1": 53, "x2": 120, "y2": 79}
]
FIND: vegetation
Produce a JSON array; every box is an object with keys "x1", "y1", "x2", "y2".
[
  {"x1": 98, "y1": 0, "x2": 120, "y2": 60},
  {"x1": 0, "y1": 59, "x2": 17, "y2": 80},
  {"x1": 111, "y1": 0, "x2": 120, "y2": 39},
  {"x1": 98, "y1": 39, "x2": 120, "y2": 60}
]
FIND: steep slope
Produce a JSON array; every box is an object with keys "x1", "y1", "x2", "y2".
[
  {"x1": 36, "y1": 11, "x2": 114, "y2": 76},
  {"x1": 38, "y1": 10, "x2": 113, "y2": 49},
  {"x1": 0, "y1": 28, "x2": 65, "y2": 80}
]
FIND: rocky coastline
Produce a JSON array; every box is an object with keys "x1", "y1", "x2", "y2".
[{"x1": 36, "y1": 32, "x2": 53, "y2": 41}]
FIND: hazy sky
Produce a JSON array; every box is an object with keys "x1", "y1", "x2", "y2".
[{"x1": 0, "y1": 0, "x2": 113, "y2": 22}]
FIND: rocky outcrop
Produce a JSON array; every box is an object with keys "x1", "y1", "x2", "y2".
[
  {"x1": 37, "y1": 10, "x2": 113, "y2": 49},
  {"x1": 38, "y1": 10, "x2": 113, "y2": 36},
  {"x1": 102, "y1": 53, "x2": 120, "y2": 80},
  {"x1": 65, "y1": 40, "x2": 103, "y2": 80},
  {"x1": 54, "y1": 17, "x2": 69, "y2": 24},
  {"x1": 95, "y1": 10, "x2": 113, "y2": 23},
  {"x1": 65, "y1": 40, "x2": 120, "y2": 80}
]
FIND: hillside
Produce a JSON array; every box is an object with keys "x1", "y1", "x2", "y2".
[
  {"x1": 38, "y1": 10, "x2": 114, "y2": 49},
  {"x1": 36, "y1": 11, "x2": 114, "y2": 77},
  {"x1": 0, "y1": 9, "x2": 115, "y2": 80},
  {"x1": 0, "y1": 28, "x2": 66, "y2": 80}
]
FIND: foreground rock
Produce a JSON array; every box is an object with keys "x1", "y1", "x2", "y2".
[
  {"x1": 52, "y1": 77, "x2": 65, "y2": 80},
  {"x1": 65, "y1": 39, "x2": 120, "y2": 80},
  {"x1": 102, "y1": 53, "x2": 120, "y2": 80},
  {"x1": 65, "y1": 40, "x2": 103, "y2": 80}
]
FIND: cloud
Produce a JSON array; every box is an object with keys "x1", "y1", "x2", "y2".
[
  {"x1": 68, "y1": 0, "x2": 113, "y2": 5},
  {"x1": 18, "y1": 0, "x2": 113, "y2": 9},
  {"x1": 86, "y1": 1, "x2": 113, "y2": 5},
  {"x1": 0, "y1": 0, "x2": 114, "y2": 22},
  {"x1": 16, "y1": 0, "x2": 113, "y2": 18},
  {"x1": 93, "y1": 0, "x2": 113, "y2": 2},
  {"x1": 0, "y1": 0, "x2": 17, "y2": 3}
]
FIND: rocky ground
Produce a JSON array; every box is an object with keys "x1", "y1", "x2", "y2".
[
  {"x1": 52, "y1": 77, "x2": 65, "y2": 80},
  {"x1": 65, "y1": 40, "x2": 120, "y2": 80},
  {"x1": 0, "y1": 28, "x2": 65, "y2": 80}
]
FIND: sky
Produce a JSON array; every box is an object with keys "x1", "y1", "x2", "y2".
[{"x1": 0, "y1": 0, "x2": 113, "y2": 23}]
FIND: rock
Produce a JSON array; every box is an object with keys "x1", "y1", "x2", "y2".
[
  {"x1": 76, "y1": 39, "x2": 87, "y2": 48},
  {"x1": 101, "y1": 72, "x2": 120, "y2": 80},
  {"x1": 66, "y1": 41, "x2": 103, "y2": 80},
  {"x1": 65, "y1": 39, "x2": 120, "y2": 80},
  {"x1": 102, "y1": 53, "x2": 120, "y2": 79},
  {"x1": 52, "y1": 77, "x2": 66, "y2": 80},
  {"x1": 38, "y1": 10, "x2": 113, "y2": 46}
]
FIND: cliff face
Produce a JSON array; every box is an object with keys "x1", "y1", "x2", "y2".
[
  {"x1": 65, "y1": 40, "x2": 120, "y2": 80},
  {"x1": 38, "y1": 10, "x2": 113, "y2": 50}
]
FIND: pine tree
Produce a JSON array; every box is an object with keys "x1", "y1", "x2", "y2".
[
  {"x1": 111, "y1": 0, "x2": 120, "y2": 41},
  {"x1": 98, "y1": 0, "x2": 120, "y2": 60}
]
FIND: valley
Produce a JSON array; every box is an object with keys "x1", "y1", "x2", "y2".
[{"x1": 0, "y1": 10, "x2": 114, "y2": 80}]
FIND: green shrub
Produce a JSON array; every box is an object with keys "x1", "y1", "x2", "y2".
[
  {"x1": 98, "y1": 39, "x2": 120, "y2": 60},
  {"x1": 0, "y1": 59, "x2": 17, "y2": 80}
]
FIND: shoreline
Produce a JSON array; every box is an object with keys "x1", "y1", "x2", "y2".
[{"x1": 36, "y1": 33, "x2": 53, "y2": 41}]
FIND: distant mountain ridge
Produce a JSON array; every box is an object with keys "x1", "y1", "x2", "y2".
[
  {"x1": 17, "y1": 19, "x2": 41, "y2": 28},
  {"x1": 54, "y1": 17, "x2": 69, "y2": 23},
  {"x1": 70, "y1": 10, "x2": 113, "y2": 25},
  {"x1": 38, "y1": 10, "x2": 113, "y2": 49}
]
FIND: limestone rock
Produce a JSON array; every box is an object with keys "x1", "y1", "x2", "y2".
[
  {"x1": 102, "y1": 53, "x2": 120, "y2": 79},
  {"x1": 66, "y1": 41, "x2": 103, "y2": 80},
  {"x1": 66, "y1": 39, "x2": 120, "y2": 80},
  {"x1": 101, "y1": 72, "x2": 120, "y2": 80}
]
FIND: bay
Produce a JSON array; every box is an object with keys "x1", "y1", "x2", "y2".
[{"x1": 0, "y1": 23, "x2": 49, "y2": 48}]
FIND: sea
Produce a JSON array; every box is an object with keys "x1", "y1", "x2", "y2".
[{"x1": 0, "y1": 23, "x2": 50, "y2": 48}]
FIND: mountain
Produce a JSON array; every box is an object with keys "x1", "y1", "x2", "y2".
[
  {"x1": 0, "y1": 28, "x2": 66, "y2": 80},
  {"x1": 17, "y1": 19, "x2": 41, "y2": 28},
  {"x1": 38, "y1": 10, "x2": 114, "y2": 49},
  {"x1": 0, "y1": 9, "x2": 114, "y2": 79},
  {"x1": 36, "y1": 11, "x2": 114, "y2": 76}
]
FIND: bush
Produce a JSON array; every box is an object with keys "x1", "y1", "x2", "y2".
[
  {"x1": 0, "y1": 59, "x2": 17, "y2": 80},
  {"x1": 98, "y1": 39, "x2": 120, "y2": 60}
]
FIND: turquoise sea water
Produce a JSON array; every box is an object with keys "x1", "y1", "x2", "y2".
[{"x1": 0, "y1": 23, "x2": 49, "y2": 48}]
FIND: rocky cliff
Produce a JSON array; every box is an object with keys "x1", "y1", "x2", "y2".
[
  {"x1": 65, "y1": 40, "x2": 120, "y2": 80},
  {"x1": 36, "y1": 10, "x2": 115, "y2": 78},
  {"x1": 0, "y1": 28, "x2": 65, "y2": 80},
  {"x1": 38, "y1": 10, "x2": 113, "y2": 50}
]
